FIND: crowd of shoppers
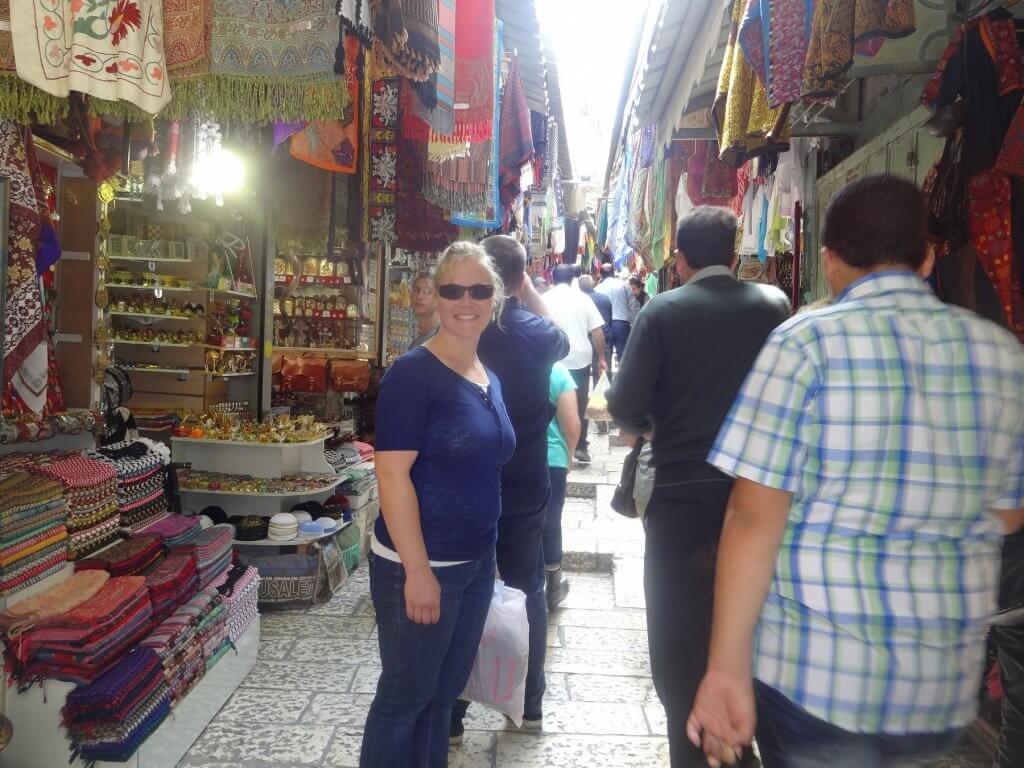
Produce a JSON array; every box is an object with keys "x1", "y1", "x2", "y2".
[{"x1": 363, "y1": 174, "x2": 1024, "y2": 768}]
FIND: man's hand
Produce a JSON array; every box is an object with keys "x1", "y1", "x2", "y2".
[
  {"x1": 686, "y1": 667, "x2": 757, "y2": 766},
  {"x1": 597, "y1": 356, "x2": 608, "y2": 376},
  {"x1": 404, "y1": 564, "x2": 441, "y2": 624}
]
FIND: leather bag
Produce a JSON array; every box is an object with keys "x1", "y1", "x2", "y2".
[
  {"x1": 281, "y1": 354, "x2": 328, "y2": 393},
  {"x1": 330, "y1": 359, "x2": 371, "y2": 393}
]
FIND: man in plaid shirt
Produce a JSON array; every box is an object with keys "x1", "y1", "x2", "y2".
[{"x1": 686, "y1": 175, "x2": 1024, "y2": 767}]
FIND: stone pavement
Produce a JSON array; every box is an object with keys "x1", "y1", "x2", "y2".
[{"x1": 179, "y1": 428, "x2": 991, "y2": 767}]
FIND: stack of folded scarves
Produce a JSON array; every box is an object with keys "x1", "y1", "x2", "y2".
[
  {"x1": 87, "y1": 441, "x2": 170, "y2": 535},
  {"x1": 62, "y1": 647, "x2": 171, "y2": 764},
  {"x1": 136, "y1": 514, "x2": 200, "y2": 548},
  {"x1": 0, "y1": 472, "x2": 69, "y2": 597},
  {"x1": 6, "y1": 575, "x2": 153, "y2": 686},
  {"x1": 75, "y1": 534, "x2": 164, "y2": 577},
  {"x1": 215, "y1": 563, "x2": 259, "y2": 643},
  {"x1": 172, "y1": 527, "x2": 232, "y2": 589},
  {"x1": 0, "y1": 569, "x2": 109, "y2": 635},
  {"x1": 141, "y1": 587, "x2": 221, "y2": 704},
  {"x1": 29, "y1": 455, "x2": 119, "y2": 561},
  {"x1": 144, "y1": 553, "x2": 199, "y2": 623},
  {"x1": 195, "y1": 590, "x2": 230, "y2": 673}
]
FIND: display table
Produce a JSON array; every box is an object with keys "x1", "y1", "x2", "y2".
[{"x1": 0, "y1": 616, "x2": 259, "y2": 768}]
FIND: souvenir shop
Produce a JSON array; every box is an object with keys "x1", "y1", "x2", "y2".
[
  {"x1": 603, "y1": 0, "x2": 1024, "y2": 754},
  {"x1": 0, "y1": 0, "x2": 568, "y2": 765}
]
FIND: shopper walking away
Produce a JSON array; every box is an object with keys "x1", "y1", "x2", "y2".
[
  {"x1": 544, "y1": 361, "x2": 580, "y2": 609},
  {"x1": 408, "y1": 273, "x2": 439, "y2": 350},
  {"x1": 361, "y1": 243, "x2": 516, "y2": 768},
  {"x1": 542, "y1": 264, "x2": 607, "y2": 465},
  {"x1": 580, "y1": 275, "x2": 612, "y2": 384},
  {"x1": 994, "y1": 530, "x2": 1024, "y2": 768},
  {"x1": 607, "y1": 206, "x2": 790, "y2": 768},
  {"x1": 628, "y1": 275, "x2": 648, "y2": 325},
  {"x1": 688, "y1": 175, "x2": 1024, "y2": 768},
  {"x1": 595, "y1": 263, "x2": 631, "y2": 366},
  {"x1": 450, "y1": 235, "x2": 569, "y2": 740}
]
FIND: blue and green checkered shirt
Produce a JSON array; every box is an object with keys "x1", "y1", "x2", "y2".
[{"x1": 709, "y1": 271, "x2": 1024, "y2": 735}]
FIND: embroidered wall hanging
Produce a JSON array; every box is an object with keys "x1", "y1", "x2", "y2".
[{"x1": 362, "y1": 72, "x2": 400, "y2": 244}]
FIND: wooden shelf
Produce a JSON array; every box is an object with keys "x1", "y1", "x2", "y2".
[
  {"x1": 109, "y1": 311, "x2": 204, "y2": 322},
  {"x1": 108, "y1": 255, "x2": 192, "y2": 264},
  {"x1": 271, "y1": 347, "x2": 367, "y2": 358},
  {"x1": 122, "y1": 366, "x2": 194, "y2": 376},
  {"x1": 105, "y1": 283, "x2": 199, "y2": 293},
  {"x1": 179, "y1": 476, "x2": 342, "y2": 498},
  {"x1": 210, "y1": 288, "x2": 258, "y2": 300},
  {"x1": 205, "y1": 372, "x2": 256, "y2": 379},
  {"x1": 113, "y1": 339, "x2": 193, "y2": 349}
]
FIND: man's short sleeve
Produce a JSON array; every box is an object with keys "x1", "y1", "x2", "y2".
[
  {"x1": 996, "y1": 434, "x2": 1024, "y2": 511},
  {"x1": 374, "y1": 355, "x2": 430, "y2": 452},
  {"x1": 707, "y1": 332, "x2": 818, "y2": 492},
  {"x1": 585, "y1": 296, "x2": 605, "y2": 333}
]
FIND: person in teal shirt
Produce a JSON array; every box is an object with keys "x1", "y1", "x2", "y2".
[{"x1": 544, "y1": 362, "x2": 580, "y2": 609}]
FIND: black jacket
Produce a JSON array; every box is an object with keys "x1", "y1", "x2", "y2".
[{"x1": 607, "y1": 273, "x2": 791, "y2": 483}]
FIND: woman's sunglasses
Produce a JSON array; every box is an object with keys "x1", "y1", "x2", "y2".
[{"x1": 436, "y1": 283, "x2": 495, "y2": 301}]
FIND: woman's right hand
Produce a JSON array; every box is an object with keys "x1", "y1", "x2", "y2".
[{"x1": 404, "y1": 565, "x2": 441, "y2": 624}]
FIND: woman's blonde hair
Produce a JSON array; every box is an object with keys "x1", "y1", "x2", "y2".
[{"x1": 435, "y1": 241, "x2": 506, "y2": 320}]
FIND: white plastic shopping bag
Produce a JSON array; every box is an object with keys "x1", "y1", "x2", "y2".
[
  {"x1": 586, "y1": 372, "x2": 611, "y2": 421},
  {"x1": 461, "y1": 580, "x2": 530, "y2": 726}
]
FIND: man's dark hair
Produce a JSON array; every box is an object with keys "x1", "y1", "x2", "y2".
[
  {"x1": 481, "y1": 235, "x2": 526, "y2": 294},
  {"x1": 552, "y1": 264, "x2": 575, "y2": 285},
  {"x1": 675, "y1": 206, "x2": 737, "y2": 270},
  {"x1": 572, "y1": 264, "x2": 582, "y2": 278},
  {"x1": 600, "y1": 263, "x2": 615, "y2": 279},
  {"x1": 822, "y1": 175, "x2": 927, "y2": 270}
]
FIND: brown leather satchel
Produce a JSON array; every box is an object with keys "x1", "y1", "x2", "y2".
[
  {"x1": 281, "y1": 354, "x2": 328, "y2": 393},
  {"x1": 330, "y1": 359, "x2": 371, "y2": 393}
]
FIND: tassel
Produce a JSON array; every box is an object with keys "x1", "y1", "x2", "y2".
[{"x1": 334, "y1": 1, "x2": 346, "y2": 75}]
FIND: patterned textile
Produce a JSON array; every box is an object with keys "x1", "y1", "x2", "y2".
[
  {"x1": 708, "y1": 271, "x2": 1024, "y2": 734},
  {"x1": 75, "y1": 534, "x2": 163, "y2": 577},
  {"x1": 164, "y1": 0, "x2": 211, "y2": 79},
  {"x1": 981, "y1": 13, "x2": 1024, "y2": 97},
  {"x1": 0, "y1": 569, "x2": 108, "y2": 633},
  {"x1": 0, "y1": 122, "x2": 46, "y2": 401},
  {"x1": 997, "y1": 104, "x2": 1024, "y2": 178},
  {"x1": 498, "y1": 57, "x2": 534, "y2": 210},
  {"x1": 137, "y1": 514, "x2": 200, "y2": 548},
  {"x1": 363, "y1": 72, "x2": 401, "y2": 244},
  {"x1": 10, "y1": 0, "x2": 171, "y2": 114},
  {"x1": 241, "y1": 553, "x2": 326, "y2": 605},
  {"x1": 0, "y1": 470, "x2": 68, "y2": 594},
  {"x1": 451, "y1": 0, "x2": 495, "y2": 142},
  {"x1": 968, "y1": 170, "x2": 1024, "y2": 341},
  {"x1": 396, "y1": 136, "x2": 459, "y2": 251},
  {"x1": 67, "y1": 516, "x2": 120, "y2": 561},
  {"x1": 176, "y1": 0, "x2": 350, "y2": 122},
  {"x1": 145, "y1": 553, "x2": 198, "y2": 622},
  {"x1": 370, "y1": 0, "x2": 441, "y2": 82},
  {"x1": 639, "y1": 123, "x2": 656, "y2": 169},
  {"x1": 413, "y1": 0, "x2": 456, "y2": 135}
]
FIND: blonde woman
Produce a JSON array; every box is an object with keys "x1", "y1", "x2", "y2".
[{"x1": 361, "y1": 242, "x2": 516, "y2": 768}]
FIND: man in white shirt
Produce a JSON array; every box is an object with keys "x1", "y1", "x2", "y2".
[
  {"x1": 543, "y1": 264, "x2": 607, "y2": 465},
  {"x1": 596, "y1": 263, "x2": 632, "y2": 367}
]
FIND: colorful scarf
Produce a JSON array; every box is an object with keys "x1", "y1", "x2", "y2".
[
  {"x1": 10, "y1": 0, "x2": 171, "y2": 115},
  {"x1": 362, "y1": 65, "x2": 401, "y2": 243},
  {"x1": 396, "y1": 137, "x2": 459, "y2": 251},
  {"x1": 968, "y1": 170, "x2": 1024, "y2": 342},
  {"x1": 997, "y1": 104, "x2": 1024, "y2": 178},
  {"x1": 413, "y1": 0, "x2": 456, "y2": 135},
  {"x1": 451, "y1": 0, "x2": 495, "y2": 142},
  {"x1": 164, "y1": 0, "x2": 211, "y2": 79},
  {"x1": 370, "y1": 0, "x2": 441, "y2": 82},
  {"x1": 498, "y1": 57, "x2": 534, "y2": 209}
]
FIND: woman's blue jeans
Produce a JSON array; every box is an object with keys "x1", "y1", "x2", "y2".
[{"x1": 360, "y1": 552, "x2": 495, "y2": 768}]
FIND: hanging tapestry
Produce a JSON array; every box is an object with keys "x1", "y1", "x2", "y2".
[
  {"x1": 362, "y1": 69, "x2": 400, "y2": 244},
  {"x1": 968, "y1": 170, "x2": 1024, "y2": 342},
  {"x1": 290, "y1": 35, "x2": 360, "y2": 175},
  {"x1": 997, "y1": 104, "x2": 1024, "y2": 178},
  {"x1": 10, "y1": 0, "x2": 171, "y2": 115},
  {"x1": 396, "y1": 138, "x2": 458, "y2": 251},
  {"x1": 498, "y1": 57, "x2": 534, "y2": 210},
  {"x1": 451, "y1": 0, "x2": 495, "y2": 143},
  {"x1": 369, "y1": 0, "x2": 441, "y2": 82},
  {"x1": 164, "y1": 0, "x2": 211, "y2": 80},
  {"x1": 529, "y1": 110, "x2": 546, "y2": 190},
  {"x1": 0, "y1": 122, "x2": 54, "y2": 414},
  {"x1": 413, "y1": 0, "x2": 456, "y2": 135}
]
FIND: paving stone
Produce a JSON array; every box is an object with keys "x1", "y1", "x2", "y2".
[
  {"x1": 259, "y1": 613, "x2": 377, "y2": 640},
  {"x1": 613, "y1": 558, "x2": 647, "y2": 609},
  {"x1": 567, "y1": 481, "x2": 598, "y2": 499},
  {"x1": 561, "y1": 549, "x2": 614, "y2": 573},
  {"x1": 560, "y1": 625, "x2": 649, "y2": 654},
  {"x1": 321, "y1": 728, "x2": 364, "y2": 767},
  {"x1": 214, "y1": 688, "x2": 311, "y2": 724},
  {"x1": 565, "y1": 674, "x2": 654, "y2": 704},
  {"x1": 349, "y1": 664, "x2": 381, "y2": 694},
  {"x1": 549, "y1": 607, "x2": 648, "y2": 631},
  {"x1": 240, "y1": 660, "x2": 357, "y2": 693},
  {"x1": 539, "y1": 701, "x2": 649, "y2": 736},
  {"x1": 545, "y1": 647, "x2": 651, "y2": 677},
  {"x1": 287, "y1": 636, "x2": 381, "y2": 665},
  {"x1": 257, "y1": 636, "x2": 295, "y2": 660},
  {"x1": 301, "y1": 693, "x2": 375, "y2": 727},
  {"x1": 449, "y1": 731, "x2": 497, "y2": 768},
  {"x1": 495, "y1": 732, "x2": 670, "y2": 768},
  {"x1": 644, "y1": 701, "x2": 668, "y2": 736},
  {"x1": 558, "y1": 573, "x2": 616, "y2": 610},
  {"x1": 182, "y1": 723, "x2": 334, "y2": 766}
]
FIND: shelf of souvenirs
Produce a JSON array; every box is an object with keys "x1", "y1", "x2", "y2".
[
  {"x1": 117, "y1": 362, "x2": 256, "y2": 378},
  {"x1": 271, "y1": 347, "x2": 374, "y2": 359},
  {"x1": 113, "y1": 338, "x2": 257, "y2": 351},
  {"x1": 108, "y1": 299, "x2": 207, "y2": 322},
  {"x1": 105, "y1": 282, "x2": 199, "y2": 294},
  {"x1": 232, "y1": 520, "x2": 354, "y2": 547},
  {"x1": 275, "y1": 274, "x2": 359, "y2": 288},
  {"x1": 177, "y1": 469, "x2": 342, "y2": 496},
  {"x1": 106, "y1": 235, "x2": 196, "y2": 263}
]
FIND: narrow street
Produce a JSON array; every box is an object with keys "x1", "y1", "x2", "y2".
[{"x1": 179, "y1": 430, "x2": 993, "y2": 767}]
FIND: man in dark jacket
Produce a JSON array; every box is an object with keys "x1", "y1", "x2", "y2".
[
  {"x1": 450, "y1": 235, "x2": 570, "y2": 740},
  {"x1": 580, "y1": 274, "x2": 612, "y2": 381},
  {"x1": 607, "y1": 206, "x2": 790, "y2": 767}
]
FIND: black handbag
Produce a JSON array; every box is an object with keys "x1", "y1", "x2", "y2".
[{"x1": 611, "y1": 438, "x2": 643, "y2": 519}]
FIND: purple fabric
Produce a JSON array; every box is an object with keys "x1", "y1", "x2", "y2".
[
  {"x1": 274, "y1": 122, "x2": 306, "y2": 148},
  {"x1": 36, "y1": 222, "x2": 61, "y2": 275}
]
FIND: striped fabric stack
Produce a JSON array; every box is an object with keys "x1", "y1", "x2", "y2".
[
  {"x1": 144, "y1": 553, "x2": 199, "y2": 624},
  {"x1": 62, "y1": 647, "x2": 171, "y2": 764},
  {"x1": 87, "y1": 442, "x2": 170, "y2": 535},
  {"x1": 136, "y1": 514, "x2": 200, "y2": 549},
  {"x1": 30, "y1": 455, "x2": 119, "y2": 561},
  {"x1": 0, "y1": 472, "x2": 68, "y2": 597},
  {"x1": 172, "y1": 527, "x2": 232, "y2": 590},
  {"x1": 75, "y1": 535, "x2": 164, "y2": 578},
  {"x1": 213, "y1": 562, "x2": 259, "y2": 643},
  {"x1": 6, "y1": 576, "x2": 153, "y2": 687}
]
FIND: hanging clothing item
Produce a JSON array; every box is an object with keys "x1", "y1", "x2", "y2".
[
  {"x1": 370, "y1": 0, "x2": 442, "y2": 82},
  {"x1": 362, "y1": 74, "x2": 401, "y2": 244},
  {"x1": 396, "y1": 138, "x2": 459, "y2": 251},
  {"x1": 412, "y1": 0, "x2": 456, "y2": 135},
  {"x1": 451, "y1": 0, "x2": 496, "y2": 143},
  {"x1": 11, "y1": 0, "x2": 171, "y2": 114},
  {"x1": 683, "y1": 140, "x2": 738, "y2": 206},
  {"x1": 164, "y1": 0, "x2": 211, "y2": 81},
  {"x1": 498, "y1": 57, "x2": 534, "y2": 210},
  {"x1": 968, "y1": 170, "x2": 1024, "y2": 342}
]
